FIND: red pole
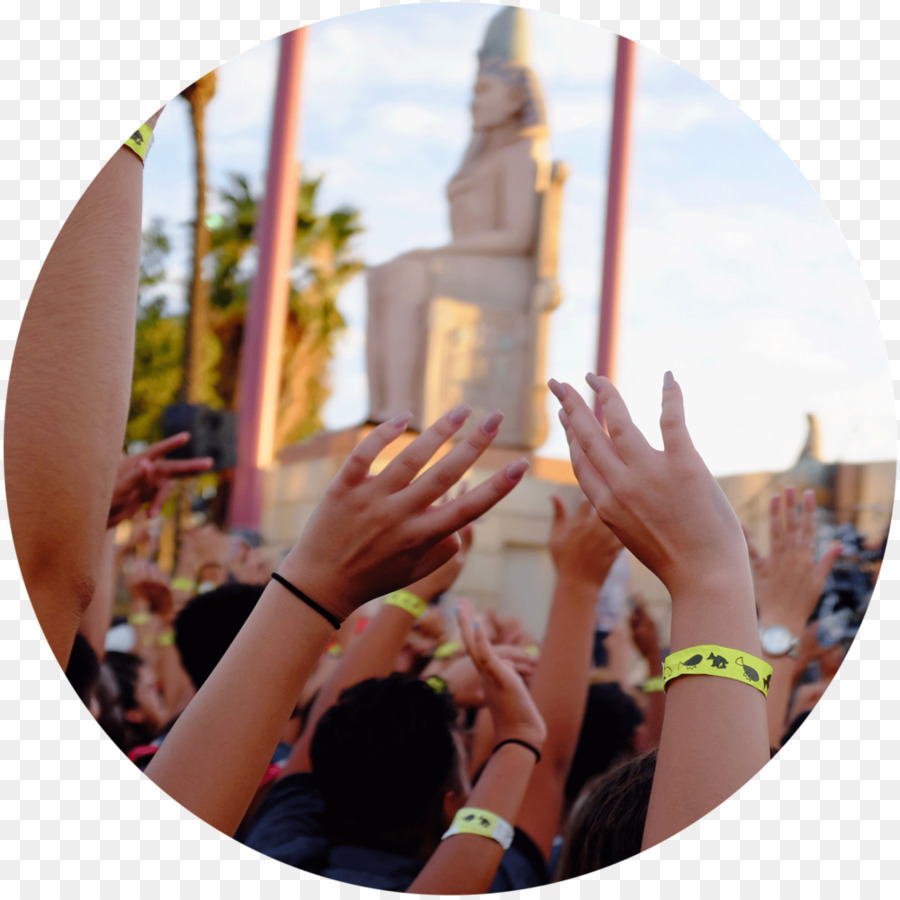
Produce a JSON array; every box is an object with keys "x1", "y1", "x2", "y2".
[
  {"x1": 595, "y1": 35, "x2": 636, "y2": 418},
  {"x1": 229, "y1": 27, "x2": 307, "y2": 532}
]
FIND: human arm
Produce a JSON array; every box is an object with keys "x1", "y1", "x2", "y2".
[
  {"x1": 407, "y1": 599, "x2": 546, "y2": 895},
  {"x1": 281, "y1": 522, "x2": 475, "y2": 777},
  {"x1": 516, "y1": 497, "x2": 622, "y2": 861},
  {"x1": 745, "y1": 488, "x2": 842, "y2": 749},
  {"x1": 549, "y1": 372, "x2": 769, "y2": 850},
  {"x1": 6, "y1": 109, "x2": 163, "y2": 667},
  {"x1": 145, "y1": 408, "x2": 529, "y2": 835},
  {"x1": 629, "y1": 599, "x2": 666, "y2": 752}
]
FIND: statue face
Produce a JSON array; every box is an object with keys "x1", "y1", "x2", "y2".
[{"x1": 471, "y1": 73, "x2": 522, "y2": 130}]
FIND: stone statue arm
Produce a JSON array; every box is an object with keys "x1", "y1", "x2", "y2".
[{"x1": 441, "y1": 150, "x2": 540, "y2": 256}]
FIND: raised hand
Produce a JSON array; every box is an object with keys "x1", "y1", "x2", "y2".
[
  {"x1": 404, "y1": 522, "x2": 474, "y2": 604},
  {"x1": 628, "y1": 596, "x2": 661, "y2": 664},
  {"x1": 456, "y1": 598, "x2": 546, "y2": 751},
  {"x1": 744, "y1": 487, "x2": 842, "y2": 631},
  {"x1": 549, "y1": 496, "x2": 623, "y2": 590},
  {"x1": 125, "y1": 559, "x2": 175, "y2": 622},
  {"x1": 548, "y1": 372, "x2": 750, "y2": 602},
  {"x1": 108, "y1": 432, "x2": 214, "y2": 527},
  {"x1": 277, "y1": 407, "x2": 528, "y2": 622},
  {"x1": 430, "y1": 643, "x2": 539, "y2": 708}
]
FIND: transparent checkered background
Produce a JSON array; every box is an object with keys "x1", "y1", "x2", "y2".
[{"x1": 2, "y1": 0, "x2": 898, "y2": 897}]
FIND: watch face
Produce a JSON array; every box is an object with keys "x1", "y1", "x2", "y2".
[{"x1": 762, "y1": 625, "x2": 793, "y2": 655}]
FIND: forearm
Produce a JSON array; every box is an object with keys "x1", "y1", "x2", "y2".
[
  {"x1": 6, "y1": 144, "x2": 144, "y2": 667},
  {"x1": 642, "y1": 571, "x2": 769, "y2": 849},
  {"x1": 145, "y1": 580, "x2": 333, "y2": 835},
  {"x1": 635, "y1": 653, "x2": 665, "y2": 752},
  {"x1": 442, "y1": 229, "x2": 533, "y2": 256},
  {"x1": 283, "y1": 601, "x2": 420, "y2": 775},
  {"x1": 79, "y1": 530, "x2": 119, "y2": 661},
  {"x1": 516, "y1": 580, "x2": 596, "y2": 857},
  {"x1": 407, "y1": 743, "x2": 537, "y2": 895}
]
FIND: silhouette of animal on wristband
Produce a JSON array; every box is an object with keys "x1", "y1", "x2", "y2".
[
  {"x1": 735, "y1": 656, "x2": 760, "y2": 683},
  {"x1": 763, "y1": 673, "x2": 772, "y2": 690},
  {"x1": 463, "y1": 812, "x2": 493, "y2": 829},
  {"x1": 707, "y1": 653, "x2": 729, "y2": 670},
  {"x1": 679, "y1": 654, "x2": 704, "y2": 670}
]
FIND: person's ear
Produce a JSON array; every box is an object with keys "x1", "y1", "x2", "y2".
[{"x1": 442, "y1": 788, "x2": 467, "y2": 828}]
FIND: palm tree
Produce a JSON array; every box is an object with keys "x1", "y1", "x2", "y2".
[
  {"x1": 209, "y1": 172, "x2": 365, "y2": 446},
  {"x1": 179, "y1": 71, "x2": 218, "y2": 404}
]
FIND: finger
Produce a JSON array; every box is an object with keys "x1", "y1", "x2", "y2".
[
  {"x1": 402, "y1": 410, "x2": 503, "y2": 509},
  {"x1": 459, "y1": 523, "x2": 475, "y2": 553},
  {"x1": 784, "y1": 485, "x2": 798, "y2": 540},
  {"x1": 585, "y1": 373, "x2": 653, "y2": 463},
  {"x1": 147, "y1": 479, "x2": 173, "y2": 518},
  {"x1": 659, "y1": 371, "x2": 696, "y2": 456},
  {"x1": 378, "y1": 405, "x2": 474, "y2": 492},
  {"x1": 338, "y1": 412, "x2": 413, "y2": 487},
  {"x1": 156, "y1": 457, "x2": 215, "y2": 477},
  {"x1": 550, "y1": 494, "x2": 567, "y2": 531},
  {"x1": 143, "y1": 431, "x2": 192, "y2": 460},
  {"x1": 814, "y1": 541, "x2": 843, "y2": 583},
  {"x1": 800, "y1": 489, "x2": 816, "y2": 546},
  {"x1": 420, "y1": 457, "x2": 528, "y2": 540},
  {"x1": 560, "y1": 415, "x2": 615, "y2": 516},
  {"x1": 550, "y1": 379, "x2": 626, "y2": 482},
  {"x1": 769, "y1": 494, "x2": 785, "y2": 552}
]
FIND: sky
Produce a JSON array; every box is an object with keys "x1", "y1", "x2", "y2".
[{"x1": 141, "y1": 2, "x2": 895, "y2": 478}]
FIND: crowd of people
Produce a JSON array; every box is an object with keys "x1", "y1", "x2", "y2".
[{"x1": 6, "y1": 105, "x2": 884, "y2": 892}]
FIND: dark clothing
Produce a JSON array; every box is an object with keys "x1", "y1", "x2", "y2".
[{"x1": 243, "y1": 772, "x2": 549, "y2": 892}]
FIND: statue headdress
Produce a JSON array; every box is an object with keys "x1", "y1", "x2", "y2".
[{"x1": 475, "y1": 7, "x2": 546, "y2": 131}]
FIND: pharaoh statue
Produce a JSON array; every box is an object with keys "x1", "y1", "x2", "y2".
[{"x1": 365, "y1": 7, "x2": 568, "y2": 448}]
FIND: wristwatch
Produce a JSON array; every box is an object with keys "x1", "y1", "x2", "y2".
[{"x1": 759, "y1": 624, "x2": 800, "y2": 658}]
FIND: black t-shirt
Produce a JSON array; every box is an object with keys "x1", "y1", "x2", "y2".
[{"x1": 242, "y1": 772, "x2": 549, "y2": 892}]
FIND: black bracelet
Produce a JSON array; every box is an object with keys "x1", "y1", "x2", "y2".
[
  {"x1": 270, "y1": 572, "x2": 342, "y2": 630},
  {"x1": 492, "y1": 738, "x2": 542, "y2": 764}
]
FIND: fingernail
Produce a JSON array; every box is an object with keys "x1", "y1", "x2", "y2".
[
  {"x1": 547, "y1": 379, "x2": 566, "y2": 402},
  {"x1": 472, "y1": 620, "x2": 479, "y2": 632},
  {"x1": 390, "y1": 411, "x2": 413, "y2": 429},
  {"x1": 481, "y1": 410, "x2": 504, "y2": 435},
  {"x1": 507, "y1": 458, "x2": 529, "y2": 481},
  {"x1": 663, "y1": 371, "x2": 674, "y2": 389},
  {"x1": 448, "y1": 403, "x2": 473, "y2": 425},
  {"x1": 585, "y1": 372, "x2": 603, "y2": 391}
]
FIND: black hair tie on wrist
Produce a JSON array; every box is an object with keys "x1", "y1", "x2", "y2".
[
  {"x1": 492, "y1": 738, "x2": 542, "y2": 764},
  {"x1": 270, "y1": 572, "x2": 342, "y2": 630}
]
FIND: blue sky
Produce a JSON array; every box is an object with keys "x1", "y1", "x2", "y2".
[{"x1": 141, "y1": 3, "x2": 893, "y2": 478}]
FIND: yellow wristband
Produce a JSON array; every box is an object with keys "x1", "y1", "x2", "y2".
[
  {"x1": 425, "y1": 675, "x2": 448, "y2": 694},
  {"x1": 327, "y1": 642, "x2": 343, "y2": 657},
  {"x1": 128, "y1": 612, "x2": 152, "y2": 626},
  {"x1": 171, "y1": 577, "x2": 195, "y2": 592},
  {"x1": 433, "y1": 640, "x2": 462, "y2": 659},
  {"x1": 384, "y1": 590, "x2": 427, "y2": 619},
  {"x1": 641, "y1": 675, "x2": 665, "y2": 693},
  {"x1": 157, "y1": 630, "x2": 175, "y2": 647},
  {"x1": 441, "y1": 807, "x2": 514, "y2": 850},
  {"x1": 663, "y1": 645, "x2": 772, "y2": 697},
  {"x1": 123, "y1": 123, "x2": 153, "y2": 164}
]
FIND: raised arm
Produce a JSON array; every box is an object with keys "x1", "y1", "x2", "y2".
[
  {"x1": 744, "y1": 488, "x2": 842, "y2": 749},
  {"x1": 145, "y1": 409, "x2": 529, "y2": 835},
  {"x1": 549, "y1": 372, "x2": 770, "y2": 849},
  {"x1": 407, "y1": 599, "x2": 546, "y2": 895},
  {"x1": 6, "y1": 109, "x2": 163, "y2": 667},
  {"x1": 516, "y1": 497, "x2": 622, "y2": 860}
]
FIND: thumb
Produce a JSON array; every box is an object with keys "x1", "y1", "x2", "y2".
[{"x1": 550, "y1": 495, "x2": 566, "y2": 528}]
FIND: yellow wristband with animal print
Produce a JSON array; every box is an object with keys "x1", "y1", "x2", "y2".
[
  {"x1": 124, "y1": 123, "x2": 154, "y2": 164},
  {"x1": 663, "y1": 645, "x2": 772, "y2": 698},
  {"x1": 384, "y1": 590, "x2": 427, "y2": 619},
  {"x1": 441, "y1": 807, "x2": 513, "y2": 850}
]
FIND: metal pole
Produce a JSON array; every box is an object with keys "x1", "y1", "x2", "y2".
[
  {"x1": 229, "y1": 27, "x2": 307, "y2": 532},
  {"x1": 595, "y1": 35, "x2": 636, "y2": 418}
]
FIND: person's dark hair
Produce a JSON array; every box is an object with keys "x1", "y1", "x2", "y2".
[
  {"x1": 174, "y1": 582, "x2": 265, "y2": 689},
  {"x1": 310, "y1": 674, "x2": 462, "y2": 853},
  {"x1": 66, "y1": 632, "x2": 101, "y2": 707},
  {"x1": 565, "y1": 682, "x2": 644, "y2": 801},
  {"x1": 555, "y1": 748, "x2": 657, "y2": 880},
  {"x1": 104, "y1": 650, "x2": 159, "y2": 752}
]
